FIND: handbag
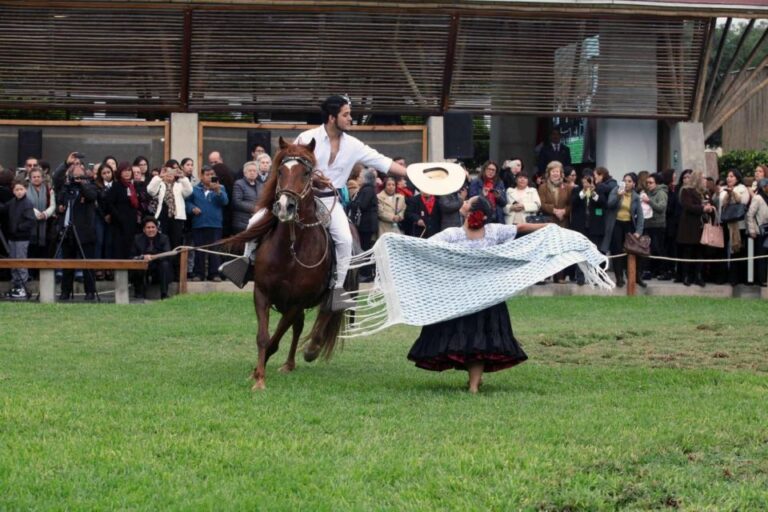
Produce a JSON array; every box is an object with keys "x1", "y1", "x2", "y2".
[
  {"x1": 623, "y1": 233, "x2": 651, "y2": 256},
  {"x1": 525, "y1": 213, "x2": 553, "y2": 224},
  {"x1": 720, "y1": 202, "x2": 746, "y2": 223},
  {"x1": 700, "y1": 218, "x2": 724, "y2": 248}
]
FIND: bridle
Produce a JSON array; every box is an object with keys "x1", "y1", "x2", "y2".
[{"x1": 272, "y1": 154, "x2": 330, "y2": 269}]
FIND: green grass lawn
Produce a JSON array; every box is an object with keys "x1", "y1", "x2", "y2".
[{"x1": 1, "y1": 295, "x2": 767, "y2": 510}]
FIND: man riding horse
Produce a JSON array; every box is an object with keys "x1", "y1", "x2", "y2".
[{"x1": 220, "y1": 94, "x2": 407, "y2": 310}]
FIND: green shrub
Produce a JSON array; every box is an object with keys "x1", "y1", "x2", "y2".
[{"x1": 718, "y1": 149, "x2": 768, "y2": 177}]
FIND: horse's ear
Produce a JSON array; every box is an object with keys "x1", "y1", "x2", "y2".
[
  {"x1": 307, "y1": 138, "x2": 316, "y2": 152},
  {"x1": 278, "y1": 137, "x2": 289, "y2": 150}
]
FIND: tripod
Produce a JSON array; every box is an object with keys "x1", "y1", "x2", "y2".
[{"x1": 55, "y1": 202, "x2": 101, "y2": 303}]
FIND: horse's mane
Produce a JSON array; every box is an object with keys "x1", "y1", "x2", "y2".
[{"x1": 221, "y1": 141, "x2": 316, "y2": 247}]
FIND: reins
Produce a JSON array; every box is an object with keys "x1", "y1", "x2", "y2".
[{"x1": 273, "y1": 155, "x2": 337, "y2": 269}]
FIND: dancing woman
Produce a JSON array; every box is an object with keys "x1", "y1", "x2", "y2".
[{"x1": 407, "y1": 196, "x2": 548, "y2": 393}]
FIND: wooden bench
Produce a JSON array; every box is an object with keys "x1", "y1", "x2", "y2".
[{"x1": 0, "y1": 259, "x2": 149, "y2": 304}]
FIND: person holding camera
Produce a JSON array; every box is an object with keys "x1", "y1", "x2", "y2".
[
  {"x1": 55, "y1": 161, "x2": 99, "y2": 300},
  {"x1": 104, "y1": 162, "x2": 146, "y2": 260},
  {"x1": 186, "y1": 166, "x2": 229, "y2": 281},
  {"x1": 468, "y1": 160, "x2": 507, "y2": 224},
  {"x1": 146, "y1": 164, "x2": 193, "y2": 250}
]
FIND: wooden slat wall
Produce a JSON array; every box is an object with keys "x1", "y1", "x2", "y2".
[
  {"x1": 449, "y1": 16, "x2": 707, "y2": 117},
  {"x1": 0, "y1": 5, "x2": 707, "y2": 118},
  {"x1": 0, "y1": 6, "x2": 184, "y2": 110},
  {"x1": 721, "y1": 68, "x2": 768, "y2": 150},
  {"x1": 188, "y1": 11, "x2": 450, "y2": 113}
]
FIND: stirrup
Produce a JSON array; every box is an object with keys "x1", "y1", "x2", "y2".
[
  {"x1": 219, "y1": 257, "x2": 251, "y2": 289},
  {"x1": 330, "y1": 288, "x2": 355, "y2": 312}
]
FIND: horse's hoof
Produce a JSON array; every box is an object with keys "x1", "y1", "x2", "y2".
[
  {"x1": 303, "y1": 346, "x2": 320, "y2": 363},
  {"x1": 251, "y1": 380, "x2": 265, "y2": 391},
  {"x1": 278, "y1": 363, "x2": 295, "y2": 373}
]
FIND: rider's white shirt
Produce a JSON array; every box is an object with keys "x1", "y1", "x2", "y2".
[{"x1": 295, "y1": 125, "x2": 393, "y2": 189}]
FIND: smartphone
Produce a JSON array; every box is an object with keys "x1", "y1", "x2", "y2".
[{"x1": 210, "y1": 176, "x2": 219, "y2": 183}]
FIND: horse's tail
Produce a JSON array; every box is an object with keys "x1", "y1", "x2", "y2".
[{"x1": 307, "y1": 309, "x2": 345, "y2": 361}]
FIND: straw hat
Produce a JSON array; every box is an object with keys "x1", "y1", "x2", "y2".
[{"x1": 406, "y1": 162, "x2": 466, "y2": 196}]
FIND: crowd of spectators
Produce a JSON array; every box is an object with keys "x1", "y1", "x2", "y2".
[{"x1": 2, "y1": 140, "x2": 768, "y2": 300}]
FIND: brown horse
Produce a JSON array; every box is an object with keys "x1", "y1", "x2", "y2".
[{"x1": 227, "y1": 137, "x2": 350, "y2": 390}]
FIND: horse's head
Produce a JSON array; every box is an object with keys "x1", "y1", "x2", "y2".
[{"x1": 272, "y1": 137, "x2": 317, "y2": 223}]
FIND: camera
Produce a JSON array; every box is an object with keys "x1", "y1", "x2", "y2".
[{"x1": 210, "y1": 176, "x2": 219, "y2": 183}]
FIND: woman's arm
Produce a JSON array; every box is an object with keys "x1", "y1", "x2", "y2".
[{"x1": 515, "y1": 222, "x2": 550, "y2": 234}]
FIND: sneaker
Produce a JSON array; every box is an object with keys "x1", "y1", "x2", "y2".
[
  {"x1": 210, "y1": 276, "x2": 222, "y2": 283},
  {"x1": 219, "y1": 257, "x2": 251, "y2": 289},
  {"x1": 9, "y1": 287, "x2": 27, "y2": 299}
]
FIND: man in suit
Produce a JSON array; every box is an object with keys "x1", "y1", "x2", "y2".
[
  {"x1": 131, "y1": 217, "x2": 172, "y2": 299},
  {"x1": 537, "y1": 128, "x2": 572, "y2": 175}
]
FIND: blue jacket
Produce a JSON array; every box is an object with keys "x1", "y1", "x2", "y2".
[{"x1": 185, "y1": 183, "x2": 229, "y2": 229}]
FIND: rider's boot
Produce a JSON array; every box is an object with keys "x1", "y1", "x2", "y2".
[
  {"x1": 219, "y1": 241, "x2": 257, "y2": 289},
  {"x1": 330, "y1": 287, "x2": 356, "y2": 312}
]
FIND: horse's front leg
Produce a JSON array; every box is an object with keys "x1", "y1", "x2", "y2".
[
  {"x1": 280, "y1": 310, "x2": 305, "y2": 373},
  {"x1": 252, "y1": 288, "x2": 271, "y2": 391},
  {"x1": 265, "y1": 307, "x2": 300, "y2": 363}
]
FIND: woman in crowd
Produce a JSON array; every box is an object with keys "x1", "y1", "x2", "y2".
[
  {"x1": 26, "y1": 168, "x2": 55, "y2": 259},
  {"x1": 594, "y1": 167, "x2": 618, "y2": 256},
  {"x1": 147, "y1": 163, "x2": 193, "y2": 254},
  {"x1": 469, "y1": 160, "x2": 507, "y2": 224},
  {"x1": 642, "y1": 172, "x2": 669, "y2": 280},
  {"x1": 504, "y1": 172, "x2": 541, "y2": 225},
  {"x1": 231, "y1": 161, "x2": 263, "y2": 233},
  {"x1": 347, "y1": 163, "x2": 364, "y2": 202},
  {"x1": 101, "y1": 156, "x2": 117, "y2": 173},
  {"x1": 564, "y1": 166, "x2": 578, "y2": 187},
  {"x1": 93, "y1": 164, "x2": 114, "y2": 278},
  {"x1": 751, "y1": 165, "x2": 766, "y2": 196},
  {"x1": 608, "y1": 173, "x2": 645, "y2": 288},
  {"x1": 719, "y1": 169, "x2": 751, "y2": 286},
  {"x1": 377, "y1": 176, "x2": 405, "y2": 237},
  {"x1": 569, "y1": 170, "x2": 603, "y2": 285},
  {"x1": 354, "y1": 168, "x2": 379, "y2": 282},
  {"x1": 746, "y1": 178, "x2": 768, "y2": 287},
  {"x1": 407, "y1": 196, "x2": 545, "y2": 394},
  {"x1": 104, "y1": 161, "x2": 145, "y2": 259},
  {"x1": 538, "y1": 161, "x2": 572, "y2": 282},
  {"x1": 499, "y1": 158, "x2": 524, "y2": 189},
  {"x1": 677, "y1": 170, "x2": 715, "y2": 287},
  {"x1": 133, "y1": 156, "x2": 150, "y2": 182},
  {"x1": 180, "y1": 157, "x2": 198, "y2": 186},
  {"x1": 256, "y1": 153, "x2": 272, "y2": 184},
  {"x1": 438, "y1": 184, "x2": 466, "y2": 232}
]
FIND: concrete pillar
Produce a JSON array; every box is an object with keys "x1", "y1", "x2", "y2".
[
  {"x1": 669, "y1": 122, "x2": 707, "y2": 177},
  {"x1": 39, "y1": 269, "x2": 55, "y2": 304},
  {"x1": 596, "y1": 119, "x2": 657, "y2": 176},
  {"x1": 114, "y1": 270, "x2": 130, "y2": 305},
  {"x1": 426, "y1": 116, "x2": 444, "y2": 161},
  {"x1": 490, "y1": 115, "x2": 538, "y2": 172},
  {"x1": 170, "y1": 112, "x2": 198, "y2": 165}
]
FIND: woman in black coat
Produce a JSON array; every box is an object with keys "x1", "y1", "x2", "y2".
[
  {"x1": 104, "y1": 162, "x2": 145, "y2": 259},
  {"x1": 676, "y1": 170, "x2": 716, "y2": 286},
  {"x1": 354, "y1": 168, "x2": 379, "y2": 281}
]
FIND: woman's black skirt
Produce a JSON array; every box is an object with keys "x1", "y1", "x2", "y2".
[{"x1": 407, "y1": 302, "x2": 528, "y2": 372}]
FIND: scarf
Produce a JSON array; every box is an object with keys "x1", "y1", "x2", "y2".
[
  {"x1": 547, "y1": 180, "x2": 561, "y2": 204},
  {"x1": 27, "y1": 184, "x2": 50, "y2": 211},
  {"x1": 420, "y1": 194, "x2": 436, "y2": 215},
  {"x1": 397, "y1": 185, "x2": 413, "y2": 198},
  {"x1": 163, "y1": 182, "x2": 176, "y2": 218},
  {"x1": 122, "y1": 178, "x2": 139, "y2": 209},
  {"x1": 342, "y1": 226, "x2": 612, "y2": 338},
  {"x1": 484, "y1": 179, "x2": 497, "y2": 209}
]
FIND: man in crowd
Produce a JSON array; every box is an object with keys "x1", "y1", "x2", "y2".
[
  {"x1": 186, "y1": 166, "x2": 229, "y2": 281},
  {"x1": 130, "y1": 217, "x2": 172, "y2": 300},
  {"x1": 56, "y1": 160, "x2": 99, "y2": 300},
  {"x1": 208, "y1": 151, "x2": 223, "y2": 167},
  {"x1": 537, "y1": 128, "x2": 571, "y2": 175}
]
